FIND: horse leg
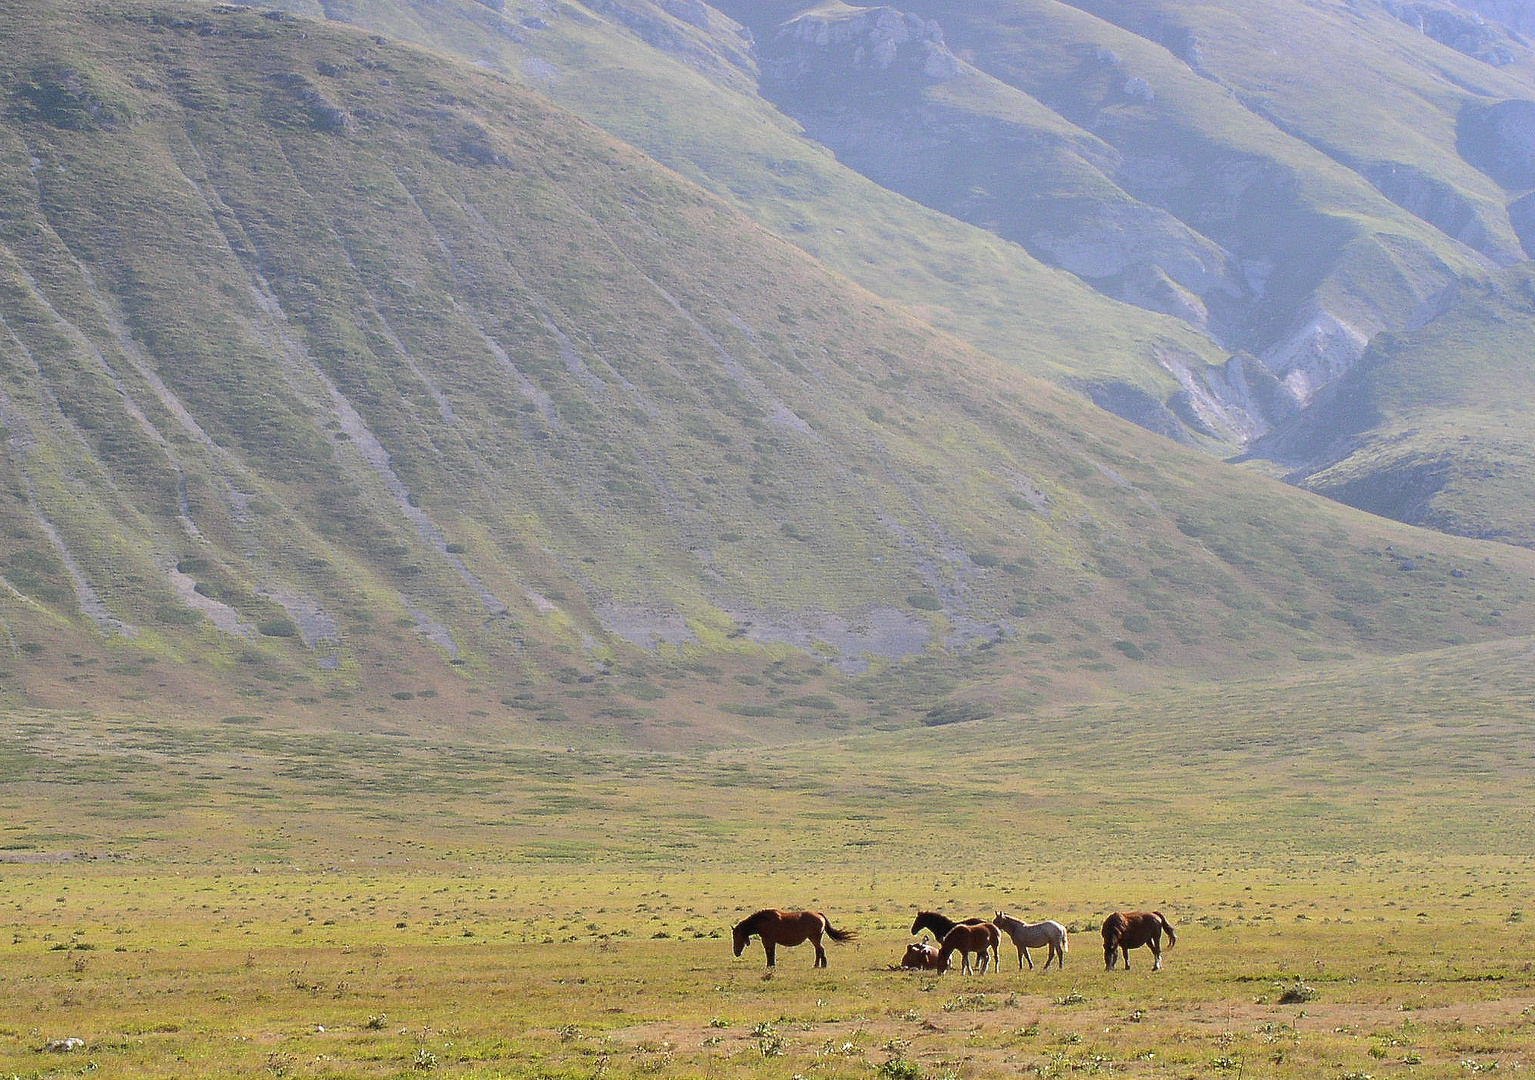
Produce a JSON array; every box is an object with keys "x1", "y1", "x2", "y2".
[
  {"x1": 764, "y1": 941, "x2": 776, "y2": 968},
  {"x1": 1151, "y1": 938, "x2": 1162, "y2": 971},
  {"x1": 1121, "y1": 946, "x2": 1130, "y2": 970},
  {"x1": 1022, "y1": 945, "x2": 1034, "y2": 971},
  {"x1": 814, "y1": 941, "x2": 827, "y2": 968}
]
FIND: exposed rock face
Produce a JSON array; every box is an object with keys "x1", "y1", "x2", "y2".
[
  {"x1": 1458, "y1": 98, "x2": 1535, "y2": 186},
  {"x1": 1263, "y1": 307, "x2": 1374, "y2": 405},
  {"x1": 1159, "y1": 349, "x2": 1302, "y2": 447}
]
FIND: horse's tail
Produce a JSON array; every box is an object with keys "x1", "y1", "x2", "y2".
[
  {"x1": 823, "y1": 917, "x2": 856, "y2": 944},
  {"x1": 1155, "y1": 912, "x2": 1177, "y2": 949},
  {"x1": 1060, "y1": 926, "x2": 1069, "y2": 952}
]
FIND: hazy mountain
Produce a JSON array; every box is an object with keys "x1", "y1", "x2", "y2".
[
  {"x1": 8, "y1": 0, "x2": 1535, "y2": 741},
  {"x1": 211, "y1": 0, "x2": 1535, "y2": 546}
]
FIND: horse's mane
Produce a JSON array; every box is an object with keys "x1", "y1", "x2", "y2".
[
  {"x1": 737, "y1": 909, "x2": 776, "y2": 933},
  {"x1": 912, "y1": 910, "x2": 957, "y2": 937},
  {"x1": 914, "y1": 910, "x2": 984, "y2": 938}
]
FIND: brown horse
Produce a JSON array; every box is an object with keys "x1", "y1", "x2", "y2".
[
  {"x1": 911, "y1": 910, "x2": 998, "y2": 969},
  {"x1": 937, "y1": 921, "x2": 1000, "y2": 974},
  {"x1": 1101, "y1": 911, "x2": 1177, "y2": 971},
  {"x1": 732, "y1": 909, "x2": 855, "y2": 968},
  {"x1": 901, "y1": 941, "x2": 943, "y2": 970}
]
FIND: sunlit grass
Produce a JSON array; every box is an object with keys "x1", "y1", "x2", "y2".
[{"x1": 5, "y1": 637, "x2": 1535, "y2": 1076}]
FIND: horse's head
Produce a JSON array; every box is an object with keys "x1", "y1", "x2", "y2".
[
  {"x1": 731, "y1": 920, "x2": 749, "y2": 957},
  {"x1": 1102, "y1": 918, "x2": 1120, "y2": 969},
  {"x1": 993, "y1": 910, "x2": 1007, "y2": 926}
]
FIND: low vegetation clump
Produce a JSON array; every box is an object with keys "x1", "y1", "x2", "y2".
[{"x1": 1279, "y1": 980, "x2": 1319, "y2": 1004}]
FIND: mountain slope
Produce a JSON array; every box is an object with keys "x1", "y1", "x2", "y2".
[
  {"x1": 244, "y1": 0, "x2": 1535, "y2": 546},
  {"x1": 706, "y1": 0, "x2": 1535, "y2": 545},
  {"x1": 7, "y1": 1, "x2": 1535, "y2": 743},
  {"x1": 213, "y1": 0, "x2": 1243, "y2": 444}
]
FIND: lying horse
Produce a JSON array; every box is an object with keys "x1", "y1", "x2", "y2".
[
  {"x1": 911, "y1": 910, "x2": 998, "y2": 970},
  {"x1": 1101, "y1": 911, "x2": 1176, "y2": 971},
  {"x1": 937, "y1": 921, "x2": 1000, "y2": 974},
  {"x1": 901, "y1": 941, "x2": 943, "y2": 970},
  {"x1": 993, "y1": 910, "x2": 1069, "y2": 970},
  {"x1": 732, "y1": 909, "x2": 855, "y2": 968}
]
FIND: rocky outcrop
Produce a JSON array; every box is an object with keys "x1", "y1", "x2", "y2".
[
  {"x1": 1261, "y1": 306, "x2": 1373, "y2": 405},
  {"x1": 1158, "y1": 348, "x2": 1302, "y2": 447}
]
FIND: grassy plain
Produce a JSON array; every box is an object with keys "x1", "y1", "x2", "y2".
[{"x1": 4, "y1": 638, "x2": 1535, "y2": 1078}]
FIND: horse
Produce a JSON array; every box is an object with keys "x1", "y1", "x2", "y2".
[
  {"x1": 1101, "y1": 911, "x2": 1176, "y2": 971},
  {"x1": 731, "y1": 909, "x2": 855, "y2": 968},
  {"x1": 900, "y1": 941, "x2": 943, "y2": 970},
  {"x1": 993, "y1": 910, "x2": 1069, "y2": 970},
  {"x1": 937, "y1": 921, "x2": 1000, "y2": 974},
  {"x1": 910, "y1": 910, "x2": 998, "y2": 969}
]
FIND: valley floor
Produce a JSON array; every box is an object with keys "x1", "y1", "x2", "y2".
[
  {"x1": 1, "y1": 863, "x2": 1531, "y2": 1079},
  {"x1": 4, "y1": 639, "x2": 1535, "y2": 1077}
]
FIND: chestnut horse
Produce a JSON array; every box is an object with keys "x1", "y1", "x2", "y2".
[
  {"x1": 732, "y1": 909, "x2": 855, "y2": 968},
  {"x1": 910, "y1": 910, "x2": 998, "y2": 970},
  {"x1": 937, "y1": 922, "x2": 999, "y2": 974},
  {"x1": 1101, "y1": 911, "x2": 1176, "y2": 970},
  {"x1": 993, "y1": 910, "x2": 1069, "y2": 970},
  {"x1": 901, "y1": 941, "x2": 943, "y2": 970}
]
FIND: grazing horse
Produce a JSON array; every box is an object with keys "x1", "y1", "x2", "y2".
[
  {"x1": 731, "y1": 909, "x2": 855, "y2": 968},
  {"x1": 993, "y1": 910, "x2": 1069, "y2": 970},
  {"x1": 910, "y1": 910, "x2": 998, "y2": 969},
  {"x1": 1101, "y1": 911, "x2": 1177, "y2": 971},
  {"x1": 937, "y1": 922, "x2": 1000, "y2": 974}
]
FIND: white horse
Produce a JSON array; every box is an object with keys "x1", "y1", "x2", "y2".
[{"x1": 993, "y1": 910, "x2": 1069, "y2": 970}]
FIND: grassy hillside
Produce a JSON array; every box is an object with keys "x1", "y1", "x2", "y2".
[
  {"x1": 216, "y1": 0, "x2": 1228, "y2": 416},
  {"x1": 217, "y1": 0, "x2": 1535, "y2": 546},
  {"x1": 8, "y1": 0, "x2": 1535, "y2": 738}
]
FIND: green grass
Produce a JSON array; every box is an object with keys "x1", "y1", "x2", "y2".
[{"x1": 4, "y1": 636, "x2": 1535, "y2": 1076}]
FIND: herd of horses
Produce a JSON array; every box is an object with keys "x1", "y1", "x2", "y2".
[{"x1": 731, "y1": 907, "x2": 1177, "y2": 973}]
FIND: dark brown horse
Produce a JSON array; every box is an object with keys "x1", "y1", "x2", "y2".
[
  {"x1": 937, "y1": 921, "x2": 1000, "y2": 974},
  {"x1": 910, "y1": 910, "x2": 997, "y2": 969},
  {"x1": 732, "y1": 909, "x2": 855, "y2": 968},
  {"x1": 1101, "y1": 911, "x2": 1177, "y2": 971}
]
